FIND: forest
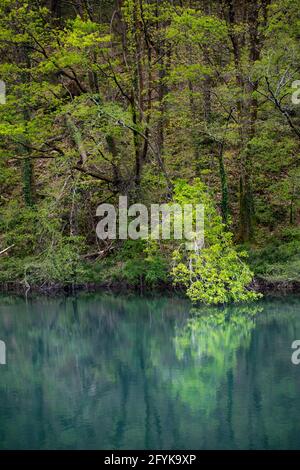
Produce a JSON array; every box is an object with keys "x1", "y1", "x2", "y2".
[{"x1": 0, "y1": 0, "x2": 299, "y2": 304}]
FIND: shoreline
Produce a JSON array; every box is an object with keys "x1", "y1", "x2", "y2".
[{"x1": 1, "y1": 277, "x2": 300, "y2": 297}]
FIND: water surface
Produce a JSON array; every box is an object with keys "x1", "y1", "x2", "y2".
[{"x1": 0, "y1": 293, "x2": 300, "y2": 449}]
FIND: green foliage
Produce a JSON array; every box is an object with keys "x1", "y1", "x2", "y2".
[
  {"x1": 171, "y1": 180, "x2": 260, "y2": 304},
  {"x1": 115, "y1": 240, "x2": 169, "y2": 289},
  {"x1": 167, "y1": 8, "x2": 227, "y2": 44},
  {"x1": 0, "y1": 201, "x2": 86, "y2": 286},
  {"x1": 250, "y1": 227, "x2": 300, "y2": 282},
  {"x1": 0, "y1": 0, "x2": 300, "y2": 300},
  {"x1": 23, "y1": 237, "x2": 86, "y2": 285}
]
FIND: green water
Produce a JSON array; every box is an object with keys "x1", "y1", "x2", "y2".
[{"x1": 0, "y1": 293, "x2": 300, "y2": 450}]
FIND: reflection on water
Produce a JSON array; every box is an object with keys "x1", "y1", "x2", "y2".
[
  {"x1": 0, "y1": 293, "x2": 300, "y2": 449},
  {"x1": 173, "y1": 305, "x2": 261, "y2": 416}
]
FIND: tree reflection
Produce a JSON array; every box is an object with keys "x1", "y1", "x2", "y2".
[
  {"x1": 172, "y1": 304, "x2": 262, "y2": 414},
  {"x1": 1, "y1": 294, "x2": 300, "y2": 449}
]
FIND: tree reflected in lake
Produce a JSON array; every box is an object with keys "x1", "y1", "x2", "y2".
[
  {"x1": 1, "y1": 294, "x2": 300, "y2": 449},
  {"x1": 172, "y1": 304, "x2": 262, "y2": 415}
]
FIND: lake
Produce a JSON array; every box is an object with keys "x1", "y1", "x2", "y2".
[{"x1": 0, "y1": 293, "x2": 300, "y2": 450}]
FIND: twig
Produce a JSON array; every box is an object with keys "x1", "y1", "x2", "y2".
[{"x1": 0, "y1": 244, "x2": 15, "y2": 256}]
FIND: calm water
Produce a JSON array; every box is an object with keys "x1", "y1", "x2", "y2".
[{"x1": 0, "y1": 293, "x2": 300, "y2": 450}]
